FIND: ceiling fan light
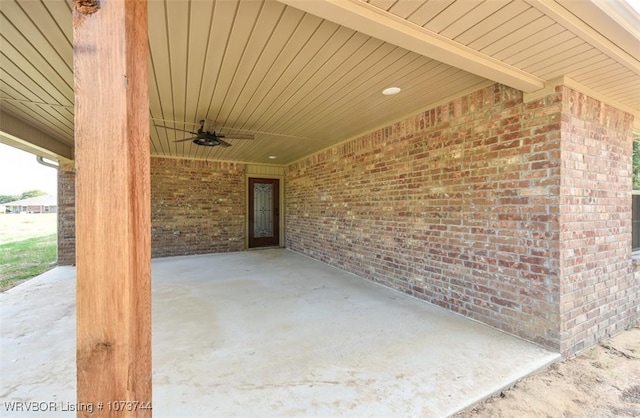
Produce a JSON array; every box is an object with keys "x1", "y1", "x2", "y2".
[{"x1": 193, "y1": 138, "x2": 220, "y2": 147}]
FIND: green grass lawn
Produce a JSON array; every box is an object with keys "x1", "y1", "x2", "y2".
[
  {"x1": 0, "y1": 234, "x2": 57, "y2": 291},
  {"x1": 0, "y1": 213, "x2": 57, "y2": 244},
  {"x1": 0, "y1": 214, "x2": 57, "y2": 291}
]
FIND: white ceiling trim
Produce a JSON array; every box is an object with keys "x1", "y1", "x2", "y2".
[
  {"x1": 276, "y1": 0, "x2": 545, "y2": 92},
  {"x1": 525, "y1": 0, "x2": 640, "y2": 77},
  {"x1": 590, "y1": 0, "x2": 640, "y2": 43}
]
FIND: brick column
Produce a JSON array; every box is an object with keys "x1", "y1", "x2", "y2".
[
  {"x1": 558, "y1": 86, "x2": 638, "y2": 354},
  {"x1": 57, "y1": 162, "x2": 76, "y2": 266}
]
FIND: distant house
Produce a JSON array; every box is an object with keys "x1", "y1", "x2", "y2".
[{"x1": 4, "y1": 195, "x2": 57, "y2": 214}]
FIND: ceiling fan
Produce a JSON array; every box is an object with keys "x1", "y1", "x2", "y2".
[{"x1": 155, "y1": 120, "x2": 254, "y2": 147}]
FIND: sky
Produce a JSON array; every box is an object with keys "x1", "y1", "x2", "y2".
[{"x1": 0, "y1": 143, "x2": 58, "y2": 196}]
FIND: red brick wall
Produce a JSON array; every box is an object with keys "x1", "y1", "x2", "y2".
[
  {"x1": 57, "y1": 162, "x2": 76, "y2": 265},
  {"x1": 57, "y1": 157, "x2": 247, "y2": 263},
  {"x1": 151, "y1": 157, "x2": 246, "y2": 257},
  {"x1": 558, "y1": 86, "x2": 638, "y2": 353},
  {"x1": 286, "y1": 84, "x2": 564, "y2": 349}
]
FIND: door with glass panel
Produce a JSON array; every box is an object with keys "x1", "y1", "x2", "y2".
[{"x1": 248, "y1": 178, "x2": 280, "y2": 248}]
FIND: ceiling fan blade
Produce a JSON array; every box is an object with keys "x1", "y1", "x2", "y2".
[
  {"x1": 216, "y1": 138, "x2": 232, "y2": 147},
  {"x1": 152, "y1": 119, "x2": 324, "y2": 141},
  {"x1": 155, "y1": 124, "x2": 196, "y2": 134},
  {"x1": 175, "y1": 137, "x2": 196, "y2": 143},
  {"x1": 221, "y1": 133, "x2": 254, "y2": 140}
]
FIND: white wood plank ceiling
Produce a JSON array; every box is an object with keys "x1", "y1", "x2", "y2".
[{"x1": 1, "y1": 0, "x2": 638, "y2": 164}]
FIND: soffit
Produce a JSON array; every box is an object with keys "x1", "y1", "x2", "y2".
[
  {"x1": 361, "y1": 0, "x2": 639, "y2": 115},
  {"x1": 0, "y1": 0, "x2": 638, "y2": 165}
]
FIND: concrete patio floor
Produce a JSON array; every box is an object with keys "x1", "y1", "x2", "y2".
[{"x1": 1, "y1": 249, "x2": 560, "y2": 417}]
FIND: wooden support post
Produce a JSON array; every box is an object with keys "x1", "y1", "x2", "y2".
[{"x1": 73, "y1": 0, "x2": 151, "y2": 416}]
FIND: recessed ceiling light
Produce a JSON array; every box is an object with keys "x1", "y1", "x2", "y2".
[
  {"x1": 382, "y1": 86, "x2": 401, "y2": 96},
  {"x1": 268, "y1": 155, "x2": 277, "y2": 159}
]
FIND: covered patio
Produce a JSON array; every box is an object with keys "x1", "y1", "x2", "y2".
[
  {"x1": 1, "y1": 249, "x2": 558, "y2": 417},
  {"x1": 1, "y1": 0, "x2": 638, "y2": 413}
]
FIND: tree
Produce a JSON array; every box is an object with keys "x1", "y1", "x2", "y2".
[
  {"x1": 20, "y1": 189, "x2": 47, "y2": 199},
  {"x1": 0, "y1": 190, "x2": 48, "y2": 204},
  {"x1": 0, "y1": 195, "x2": 19, "y2": 204}
]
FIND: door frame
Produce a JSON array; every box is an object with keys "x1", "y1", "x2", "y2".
[{"x1": 246, "y1": 174, "x2": 284, "y2": 248}]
